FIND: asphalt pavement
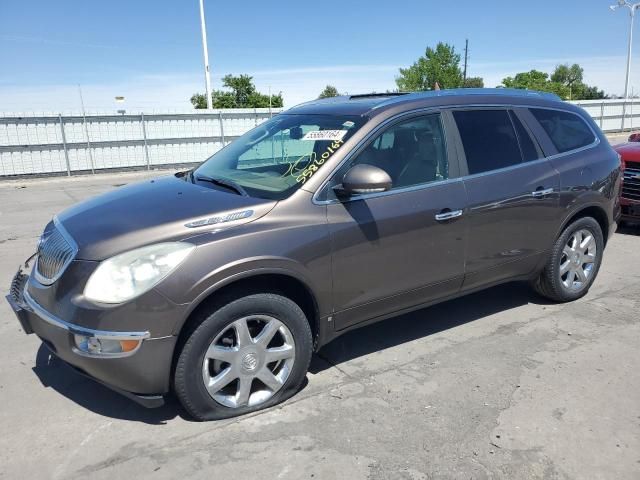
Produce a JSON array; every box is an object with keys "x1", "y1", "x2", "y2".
[{"x1": 0, "y1": 171, "x2": 638, "y2": 480}]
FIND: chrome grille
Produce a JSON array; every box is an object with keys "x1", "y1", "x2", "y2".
[
  {"x1": 623, "y1": 162, "x2": 640, "y2": 201},
  {"x1": 35, "y1": 219, "x2": 77, "y2": 285}
]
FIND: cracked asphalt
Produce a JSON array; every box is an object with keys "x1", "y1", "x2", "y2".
[{"x1": 0, "y1": 171, "x2": 639, "y2": 479}]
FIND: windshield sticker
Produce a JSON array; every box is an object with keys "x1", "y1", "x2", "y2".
[
  {"x1": 302, "y1": 130, "x2": 348, "y2": 142},
  {"x1": 295, "y1": 139, "x2": 344, "y2": 184}
]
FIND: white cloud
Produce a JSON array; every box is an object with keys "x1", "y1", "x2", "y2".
[{"x1": 0, "y1": 56, "x2": 635, "y2": 114}]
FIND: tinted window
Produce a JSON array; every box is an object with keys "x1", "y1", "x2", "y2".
[
  {"x1": 530, "y1": 108, "x2": 595, "y2": 153},
  {"x1": 509, "y1": 111, "x2": 541, "y2": 162},
  {"x1": 347, "y1": 114, "x2": 448, "y2": 189},
  {"x1": 195, "y1": 114, "x2": 366, "y2": 200},
  {"x1": 453, "y1": 110, "x2": 522, "y2": 174}
]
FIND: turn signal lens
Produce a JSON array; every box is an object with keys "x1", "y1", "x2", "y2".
[
  {"x1": 119, "y1": 339, "x2": 141, "y2": 353},
  {"x1": 73, "y1": 334, "x2": 142, "y2": 356}
]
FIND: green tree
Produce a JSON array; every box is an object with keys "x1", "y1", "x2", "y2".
[
  {"x1": 463, "y1": 76, "x2": 484, "y2": 88},
  {"x1": 551, "y1": 64, "x2": 606, "y2": 100},
  {"x1": 502, "y1": 65, "x2": 606, "y2": 100},
  {"x1": 551, "y1": 64, "x2": 583, "y2": 90},
  {"x1": 502, "y1": 70, "x2": 569, "y2": 99},
  {"x1": 319, "y1": 85, "x2": 339, "y2": 98},
  {"x1": 396, "y1": 42, "x2": 465, "y2": 91},
  {"x1": 190, "y1": 74, "x2": 284, "y2": 109}
]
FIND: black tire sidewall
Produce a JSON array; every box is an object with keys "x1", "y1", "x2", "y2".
[
  {"x1": 174, "y1": 293, "x2": 313, "y2": 421},
  {"x1": 549, "y1": 217, "x2": 604, "y2": 302}
]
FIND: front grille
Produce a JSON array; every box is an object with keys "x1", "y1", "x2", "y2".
[
  {"x1": 35, "y1": 220, "x2": 77, "y2": 285},
  {"x1": 10, "y1": 270, "x2": 28, "y2": 303},
  {"x1": 623, "y1": 162, "x2": 640, "y2": 201}
]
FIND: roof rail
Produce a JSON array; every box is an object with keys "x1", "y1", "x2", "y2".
[
  {"x1": 348, "y1": 92, "x2": 409, "y2": 100},
  {"x1": 401, "y1": 88, "x2": 562, "y2": 101}
]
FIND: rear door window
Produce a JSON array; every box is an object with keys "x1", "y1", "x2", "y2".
[
  {"x1": 452, "y1": 109, "x2": 522, "y2": 174},
  {"x1": 529, "y1": 108, "x2": 595, "y2": 153}
]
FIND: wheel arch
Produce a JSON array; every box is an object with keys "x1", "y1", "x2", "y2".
[
  {"x1": 174, "y1": 269, "x2": 322, "y2": 354},
  {"x1": 557, "y1": 203, "x2": 610, "y2": 245}
]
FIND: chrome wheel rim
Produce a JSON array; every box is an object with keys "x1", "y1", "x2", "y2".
[
  {"x1": 201, "y1": 315, "x2": 296, "y2": 408},
  {"x1": 559, "y1": 229, "x2": 597, "y2": 291}
]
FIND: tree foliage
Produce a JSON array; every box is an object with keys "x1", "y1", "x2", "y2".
[
  {"x1": 396, "y1": 42, "x2": 476, "y2": 91},
  {"x1": 191, "y1": 74, "x2": 283, "y2": 109},
  {"x1": 502, "y1": 64, "x2": 606, "y2": 100},
  {"x1": 319, "y1": 85, "x2": 339, "y2": 98},
  {"x1": 463, "y1": 76, "x2": 484, "y2": 88}
]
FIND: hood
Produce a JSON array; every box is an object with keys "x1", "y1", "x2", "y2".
[
  {"x1": 57, "y1": 175, "x2": 276, "y2": 260},
  {"x1": 614, "y1": 142, "x2": 640, "y2": 160}
]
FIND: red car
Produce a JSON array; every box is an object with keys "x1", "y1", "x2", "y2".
[{"x1": 614, "y1": 135, "x2": 640, "y2": 224}]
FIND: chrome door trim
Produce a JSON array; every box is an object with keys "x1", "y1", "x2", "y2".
[{"x1": 435, "y1": 210, "x2": 463, "y2": 221}]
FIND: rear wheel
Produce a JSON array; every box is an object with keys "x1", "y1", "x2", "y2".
[
  {"x1": 532, "y1": 216, "x2": 604, "y2": 302},
  {"x1": 174, "y1": 293, "x2": 313, "y2": 421}
]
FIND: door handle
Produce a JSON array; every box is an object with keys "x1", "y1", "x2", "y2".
[
  {"x1": 531, "y1": 187, "x2": 554, "y2": 198},
  {"x1": 435, "y1": 209, "x2": 463, "y2": 221}
]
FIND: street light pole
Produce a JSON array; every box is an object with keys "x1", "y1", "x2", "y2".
[
  {"x1": 199, "y1": 0, "x2": 213, "y2": 109},
  {"x1": 611, "y1": 0, "x2": 640, "y2": 98}
]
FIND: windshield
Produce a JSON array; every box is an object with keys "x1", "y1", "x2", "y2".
[{"x1": 192, "y1": 114, "x2": 366, "y2": 200}]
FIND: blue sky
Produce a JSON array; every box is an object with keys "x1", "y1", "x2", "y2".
[{"x1": 0, "y1": 0, "x2": 638, "y2": 111}]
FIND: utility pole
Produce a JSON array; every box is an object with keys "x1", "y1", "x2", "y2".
[
  {"x1": 199, "y1": 0, "x2": 213, "y2": 109},
  {"x1": 463, "y1": 39, "x2": 469, "y2": 85}
]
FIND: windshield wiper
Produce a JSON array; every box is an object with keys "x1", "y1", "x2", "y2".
[{"x1": 194, "y1": 174, "x2": 249, "y2": 196}]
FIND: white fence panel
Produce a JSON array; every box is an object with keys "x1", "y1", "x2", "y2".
[
  {"x1": 5, "y1": 99, "x2": 640, "y2": 178},
  {"x1": 0, "y1": 109, "x2": 281, "y2": 177}
]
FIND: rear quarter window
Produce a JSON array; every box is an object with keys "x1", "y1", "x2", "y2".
[{"x1": 530, "y1": 108, "x2": 596, "y2": 153}]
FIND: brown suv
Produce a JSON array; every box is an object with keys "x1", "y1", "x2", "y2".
[{"x1": 6, "y1": 89, "x2": 621, "y2": 420}]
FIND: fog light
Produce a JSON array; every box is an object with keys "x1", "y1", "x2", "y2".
[{"x1": 73, "y1": 334, "x2": 142, "y2": 357}]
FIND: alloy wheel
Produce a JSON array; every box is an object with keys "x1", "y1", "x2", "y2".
[
  {"x1": 559, "y1": 228, "x2": 597, "y2": 291},
  {"x1": 201, "y1": 315, "x2": 296, "y2": 408}
]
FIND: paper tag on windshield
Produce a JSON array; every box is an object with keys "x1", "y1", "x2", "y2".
[{"x1": 302, "y1": 130, "x2": 348, "y2": 141}]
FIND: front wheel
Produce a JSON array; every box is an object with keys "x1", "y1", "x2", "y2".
[
  {"x1": 174, "y1": 293, "x2": 313, "y2": 421},
  {"x1": 532, "y1": 216, "x2": 604, "y2": 303}
]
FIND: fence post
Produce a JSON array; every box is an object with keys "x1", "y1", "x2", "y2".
[
  {"x1": 81, "y1": 110, "x2": 95, "y2": 174},
  {"x1": 254, "y1": 108, "x2": 258, "y2": 126},
  {"x1": 58, "y1": 114, "x2": 71, "y2": 176},
  {"x1": 622, "y1": 101, "x2": 627, "y2": 132},
  {"x1": 600, "y1": 101, "x2": 605, "y2": 129},
  {"x1": 140, "y1": 112, "x2": 150, "y2": 170},
  {"x1": 218, "y1": 111, "x2": 225, "y2": 146}
]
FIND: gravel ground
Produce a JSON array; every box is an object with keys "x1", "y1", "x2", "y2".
[{"x1": 0, "y1": 172, "x2": 638, "y2": 480}]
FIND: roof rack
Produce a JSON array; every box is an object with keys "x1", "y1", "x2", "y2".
[
  {"x1": 403, "y1": 88, "x2": 561, "y2": 101},
  {"x1": 348, "y1": 92, "x2": 409, "y2": 100}
]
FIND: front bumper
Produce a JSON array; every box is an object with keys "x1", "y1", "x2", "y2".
[{"x1": 6, "y1": 266, "x2": 176, "y2": 408}]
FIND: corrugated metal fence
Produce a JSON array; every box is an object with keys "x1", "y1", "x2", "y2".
[
  {"x1": 0, "y1": 108, "x2": 282, "y2": 177},
  {"x1": 571, "y1": 98, "x2": 640, "y2": 133},
  {"x1": 1, "y1": 99, "x2": 640, "y2": 178}
]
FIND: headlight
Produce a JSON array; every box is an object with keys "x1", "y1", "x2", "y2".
[{"x1": 84, "y1": 242, "x2": 194, "y2": 303}]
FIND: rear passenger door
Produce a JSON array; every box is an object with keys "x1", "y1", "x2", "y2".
[{"x1": 450, "y1": 108, "x2": 560, "y2": 290}]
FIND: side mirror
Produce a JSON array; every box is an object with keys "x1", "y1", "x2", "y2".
[{"x1": 335, "y1": 164, "x2": 392, "y2": 197}]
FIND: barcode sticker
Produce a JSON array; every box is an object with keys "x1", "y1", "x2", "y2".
[{"x1": 302, "y1": 130, "x2": 348, "y2": 141}]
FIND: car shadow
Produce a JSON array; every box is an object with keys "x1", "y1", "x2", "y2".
[
  {"x1": 31, "y1": 344, "x2": 182, "y2": 424},
  {"x1": 30, "y1": 281, "x2": 545, "y2": 422},
  {"x1": 310, "y1": 281, "x2": 548, "y2": 374}
]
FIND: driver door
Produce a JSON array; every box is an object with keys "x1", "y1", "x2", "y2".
[{"x1": 324, "y1": 112, "x2": 468, "y2": 330}]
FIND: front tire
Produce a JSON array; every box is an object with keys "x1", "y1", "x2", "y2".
[
  {"x1": 174, "y1": 293, "x2": 313, "y2": 421},
  {"x1": 532, "y1": 216, "x2": 604, "y2": 302}
]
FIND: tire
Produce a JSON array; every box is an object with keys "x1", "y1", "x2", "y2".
[
  {"x1": 532, "y1": 216, "x2": 604, "y2": 303},
  {"x1": 174, "y1": 293, "x2": 313, "y2": 421}
]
